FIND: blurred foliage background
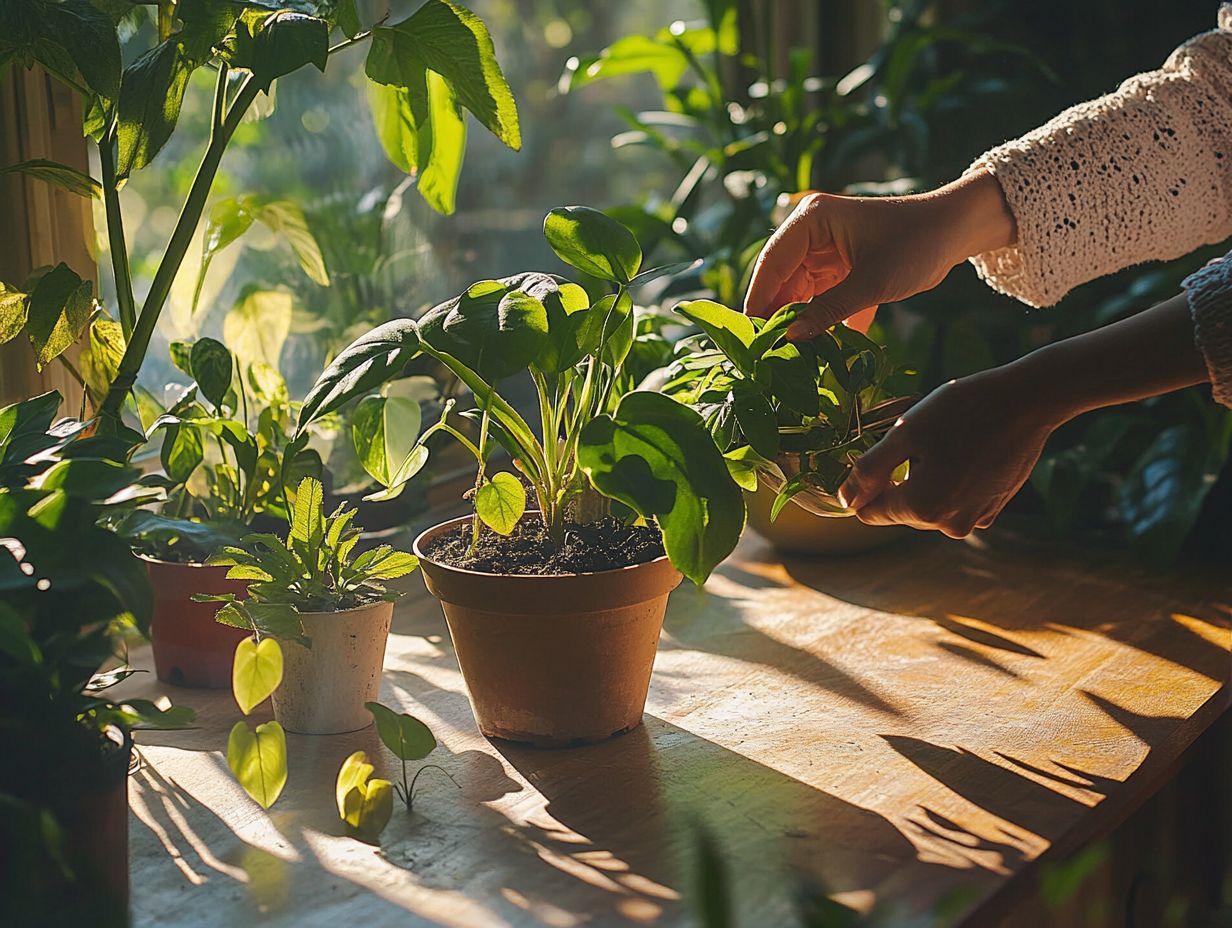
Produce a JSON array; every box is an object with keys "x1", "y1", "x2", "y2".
[{"x1": 101, "y1": 0, "x2": 1230, "y2": 561}]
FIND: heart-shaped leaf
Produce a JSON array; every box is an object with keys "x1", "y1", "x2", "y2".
[
  {"x1": 336, "y1": 750, "x2": 394, "y2": 843},
  {"x1": 475, "y1": 471, "x2": 526, "y2": 536},
  {"x1": 366, "y1": 702, "x2": 437, "y2": 761},
  {"x1": 232, "y1": 636, "x2": 283, "y2": 715},
  {"x1": 227, "y1": 720, "x2": 288, "y2": 809},
  {"x1": 190, "y1": 337, "x2": 234, "y2": 410}
]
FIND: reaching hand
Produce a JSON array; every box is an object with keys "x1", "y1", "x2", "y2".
[
  {"x1": 743, "y1": 171, "x2": 1016, "y2": 341},
  {"x1": 837, "y1": 367, "x2": 1059, "y2": 538}
]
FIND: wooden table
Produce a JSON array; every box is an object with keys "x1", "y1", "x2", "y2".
[{"x1": 118, "y1": 527, "x2": 1231, "y2": 927}]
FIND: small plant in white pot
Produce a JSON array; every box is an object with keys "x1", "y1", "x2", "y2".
[{"x1": 200, "y1": 477, "x2": 419, "y2": 740}]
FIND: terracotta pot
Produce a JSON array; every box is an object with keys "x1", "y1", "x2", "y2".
[
  {"x1": 745, "y1": 482, "x2": 906, "y2": 555},
  {"x1": 413, "y1": 516, "x2": 683, "y2": 748},
  {"x1": 144, "y1": 557, "x2": 249, "y2": 689},
  {"x1": 48, "y1": 730, "x2": 132, "y2": 926},
  {"x1": 271, "y1": 600, "x2": 394, "y2": 734}
]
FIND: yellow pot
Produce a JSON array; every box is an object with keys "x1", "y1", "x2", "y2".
[{"x1": 744, "y1": 483, "x2": 906, "y2": 556}]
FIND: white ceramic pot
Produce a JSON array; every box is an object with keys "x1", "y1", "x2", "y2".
[{"x1": 271, "y1": 600, "x2": 394, "y2": 735}]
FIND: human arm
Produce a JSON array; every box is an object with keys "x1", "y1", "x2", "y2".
[{"x1": 836, "y1": 291, "x2": 1211, "y2": 537}]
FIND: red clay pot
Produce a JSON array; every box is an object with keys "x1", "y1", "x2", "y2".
[
  {"x1": 413, "y1": 516, "x2": 682, "y2": 748},
  {"x1": 144, "y1": 557, "x2": 249, "y2": 689}
]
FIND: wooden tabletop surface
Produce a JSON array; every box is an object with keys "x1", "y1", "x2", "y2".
[{"x1": 117, "y1": 526, "x2": 1231, "y2": 927}]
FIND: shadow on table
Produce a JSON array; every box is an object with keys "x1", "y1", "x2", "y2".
[
  {"x1": 765, "y1": 532, "x2": 1231, "y2": 686},
  {"x1": 662, "y1": 577, "x2": 904, "y2": 717}
]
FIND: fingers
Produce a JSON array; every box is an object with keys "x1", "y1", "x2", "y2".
[
  {"x1": 838, "y1": 424, "x2": 911, "y2": 511},
  {"x1": 785, "y1": 274, "x2": 880, "y2": 341},
  {"x1": 744, "y1": 195, "x2": 827, "y2": 318}
]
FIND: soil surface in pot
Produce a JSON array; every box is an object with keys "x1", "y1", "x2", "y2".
[{"x1": 427, "y1": 517, "x2": 664, "y2": 575}]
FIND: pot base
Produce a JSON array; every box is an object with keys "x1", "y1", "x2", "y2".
[{"x1": 482, "y1": 717, "x2": 643, "y2": 750}]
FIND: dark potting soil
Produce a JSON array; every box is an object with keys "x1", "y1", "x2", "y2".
[{"x1": 428, "y1": 517, "x2": 665, "y2": 575}]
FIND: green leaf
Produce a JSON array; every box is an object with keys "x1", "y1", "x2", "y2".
[
  {"x1": 227, "y1": 719, "x2": 288, "y2": 809},
  {"x1": 533, "y1": 280, "x2": 591, "y2": 374},
  {"x1": 367, "y1": 69, "x2": 467, "y2": 215},
  {"x1": 232, "y1": 636, "x2": 283, "y2": 715},
  {"x1": 674, "y1": 299, "x2": 757, "y2": 374},
  {"x1": 723, "y1": 445, "x2": 767, "y2": 492},
  {"x1": 362, "y1": 549, "x2": 419, "y2": 580},
  {"x1": 1119, "y1": 417, "x2": 1232, "y2": 563},
  {"x1": 0, "y1": 282, "x2": 27, "y2": 345},
  {"x1": 80, "y1": 314, "x2": 126, "y2": 409},
  {"x1": 337, "y1": 0, "x2": 362, "y2": 38},
  {"x1": 291, "y1": 476, "x2": 324, "y2": 546},
  {"x1": 169, "y1": 340, "x2": 195, "y2": 377},
  {"x1": 754, "y1": 343, "x2": 820, "y2": 418},
  {"x1": 578, "y1": 391, "x2": 744, "y2": 585},
  {"x1": 298, "y1": 319, "x2": 423, "y2": 428},
  {"x1": 159, "y1": 422, "x2": 204, "y2": 484},
  {"x1": 36, "y1": 457, "x2": 140, "y2": 500},
  {"x1": 366, "y1": 0, "x2": 521, "y2": 151},
  {"x1": 543, "y1": 206, "x2": 641, "y2": 284},
  {"x1": 224, "y1": 9, "x2": 328, "y2": 88},
  {"x1": 25, "y1": 262, "x2": 93, "y2": 369},
  {"x1": 426, "y1": 286, "x2": 548, "y2": 383},
  {"x1": 0, "y1": 159, "x2": 101, "y2": 198},
  {"x1": 335, "y1": 750, "x2": 393, "y2": 842},
  {"x1": 116, "y1": 39, "x2": 192, "y2": 178},
  {"x1": 475, "y1": 471, "x2": 525, "y2": 536},
  {"x1": 578, "y1": 291, "x2": 634, "y2": 367},
  {"x1": 253, "y1": 199, "x2": 330, "y2": 286},
  {"x1": 563, "y1": 35, "x2": 689, "y2": 92},
  {"x1": 190, "y1": 337, "x2": 234, "y2": 409},
  {"x1": 16, "y1": 0, "x2": 124, "y2": 100},
  {"x1": 223, "y1": 288, "x2": 292, "y2": 368},
  {"x1": 365, "y1": 701, "x2": 436, "y2": 761},
  {"x1": 351, "y1": 394, "x2": 423, "y2": 489},
  {"x1": 729, "y1": 382, "x2": 779, "y2": 459}
]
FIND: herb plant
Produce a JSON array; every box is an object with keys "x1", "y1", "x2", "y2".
[
  {"x1": 298, "y1": 207, "x2": 746, "y2": 584},
  {"x1": 197, "y1": 476, "x2": 419, "y2": 809},
  {"x1": 0, "y1": 0, "x2": 521, "y2": 425},
  {"x1": 658, "y1": 301, "x2": 913, "y2": 518}
]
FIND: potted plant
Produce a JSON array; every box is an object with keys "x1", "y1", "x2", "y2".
[
  {"x1": 0, "y1": 393, "x2": 191, "y2": 927},
  {"x1": 201, "y1": 477, "x2": 420, "y2": 738},
  {"x1": 655, "y1": 300, "x2": 915, "y2": 554},
  {"x1": 297, "y1": 207, "x2": 745, "y2": 747}
]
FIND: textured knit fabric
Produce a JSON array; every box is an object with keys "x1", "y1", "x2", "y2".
[
  {"x1": 966, "y1": 6, "x2": 1232, "y2": 403},
  {"x1": 1185, "y1": 253, "x2": 1232, "y2": 405}
]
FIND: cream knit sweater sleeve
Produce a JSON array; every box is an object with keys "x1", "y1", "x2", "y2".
[{"x1": 967, "y1": 6, "x2": 1232, "y2": 403}]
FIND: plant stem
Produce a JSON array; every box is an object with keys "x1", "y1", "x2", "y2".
[
  {"x1": 98, "y1": 126, "x2": 137, "y2": 339},
  {"x1": 100, "y1": 74, "x2": 262, "y2": 419}
]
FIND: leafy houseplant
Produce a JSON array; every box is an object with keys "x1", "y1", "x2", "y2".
[
  {"x1": 296, "y1": 206, "x2": 748, "y2": 745},
  {"x1": 0, "y1": 0, "x2": 521, "y2": 427},
  {"x1": 0, "y1": 394, "x2": 191, "y2": 927},
  {"x1": 203, "y1": 475, "x2": 418, "y2": 789}
]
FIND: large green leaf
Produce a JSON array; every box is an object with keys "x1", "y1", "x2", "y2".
[
  {"x1": 159, "y1": 422, "x2": 204, "y2": 484},
  {"x1": 366, "y1": 0, "x2": 520, "y2": 150},
  {"x1": 753, "y1": 343, "x2": 820, "y2": 418},
  {"x1": 674, "y1": 299, "x2": 756, "y2": 374},
  {"x1": 533, "y1": 281, "x2": 591, "y2": 374},
  {"x1": 426, "y1": 284, "x2": 548, "y2": 382},
  {"x1": 577, "y1": 291, "x2": 634, "y2": 367},
  {"x1": 224, "y1": 9, "x2": 328, "y2": 88},
  {"x1": 24, "y1": 263, "x2": 93, "y2": 369},
  {"x1": 116, "y1": 39, "x2": 192, "y2": 178},
  {"x1": 543, "y1": 206, "x2": 641, "y2": 284},
  {"x1": 223, "y1": 288, "x2": 292, "y2": 368},
  {"x1": 1, "y1": 0, "x2": 123, "y2": 100},
  {"x1": 365, "y1": 701, "x2": 436, "y2": 761},
  {"x1": 562, "y1": 34, "x2": 689, "y2": 92},
  {"x1": 190, "y1": 337, "x2": 234, "y2": 410},
  {"x1": 227, "y1": 719, "x2": 288, "y2": 809},
  {"x1": 475, "y1": 471, "x2": 525, "y2": 535},
  {"x1": 0, "y1": 159, "x2": 101, "y2": 198},
  {"x1": 298, "y1": 319, "x2": 423, "y2": 428},
  {"x1": 232, "y1": 636, "x2": 283, "y2": 715},
  {"x1": 80, "y1": 315, "x2": 126, "y2": 410},
  {"x1": 578, "y1": 391, "x2": 743, "y2": 585},
  {"x1": 729, "y1": 382, "x2": 779, "y2": 459},
  {"x1": 367, "y1": 69, "x2": 467, "y2": 214},
  {"x1": 351, "y1": 394, "x2": 423, "y2": 489}
]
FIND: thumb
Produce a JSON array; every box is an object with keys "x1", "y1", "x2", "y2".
[
  {"x1": 838, "y1": 425, "x2": 911, "y2": 511},
  {"x1": 785, "y1": 273, "x2": 879, "y2": 341}
]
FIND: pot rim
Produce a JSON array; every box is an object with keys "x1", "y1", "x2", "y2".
[
  {"x1": 412, "y1": 513, "x2": 675, "y2": 581},
  {"x1": 136, "y1": 552, "x2": 224, "y2": 569},
  {"x1": 294, "y1": 598, "x2": 395, "y2": 619}
]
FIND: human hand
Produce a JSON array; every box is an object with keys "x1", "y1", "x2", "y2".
[
  {"x1": 743, "y1": 170, "x2": 1016, "y2": 341},
  {"x1": 836, "y1": 364, "x2": 1063, "y2": 538}
]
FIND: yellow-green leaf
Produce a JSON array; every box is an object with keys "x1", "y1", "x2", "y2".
[
  {"x1": 335, "y1": 750, "x2": 393, "y2": 842},
  {"x1": 232, "y1": 637, "x2": 283, "y2": 715},
  {"x1": 227, "y1": 720, "x2": 287, "y2": 809},
  {"x1": 475, "y1": 471, "x2": 525, "y2": 535},
  {"x1": 223, "y1": 288, "x2": 292, "y2": 368}
]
